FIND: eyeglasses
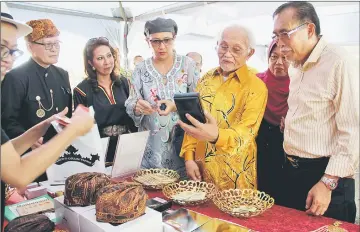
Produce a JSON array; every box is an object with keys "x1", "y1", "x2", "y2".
[
  {"x1": 32, "y1": 41, "x2": 61, "y2": 50},
  {"x1": 86, "y1": 37, "x2": 109, "y2": 46},
  {"x1": 149, "y1": 38, "x2": 174, "y2": 47},
  {"x1": 1, "y1": 45, "x2": 24, "y2": 60},
  {"x1": 269, "y1": 55, "x2": 289, "y2": 63},
  {"x1": 217, "y1": 44, "x2": 249, "y2": 57},
  {"x1": 272, "y1": 23, "x2": 309, "y2": 41}
]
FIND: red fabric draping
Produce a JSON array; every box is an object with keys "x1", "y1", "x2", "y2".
[
  {"x1": 4, "y1": 181, "x2": 359, "y2": 232},
  {"x1": 146, "y1": 190, "x2": 360, "y2": 232}
]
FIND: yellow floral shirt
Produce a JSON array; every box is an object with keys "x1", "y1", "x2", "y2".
[{"x1": 180, "y1": 64, "x2": 268, "y2": 190}]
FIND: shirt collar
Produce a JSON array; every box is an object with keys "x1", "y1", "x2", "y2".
[
  {"x1": 213, "y1": 64, "x2": 250, "y2": 84},
  {"x1": 30, "y1": 58, "x2": 50, "y2": 77}
]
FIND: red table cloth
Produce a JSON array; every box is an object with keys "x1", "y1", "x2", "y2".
[
  {"x1": 4, "y1": 182, "x2": 359, "y2": 232},
  {"x1": 146, "y1": 189, "x2": 359, "y2": 232}
]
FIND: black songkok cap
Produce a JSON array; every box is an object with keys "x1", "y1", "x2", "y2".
[{"x1": 144, "y1": 17, "x2": 178, "y2": 37}]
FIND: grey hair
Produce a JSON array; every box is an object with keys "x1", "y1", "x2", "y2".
[{"x1": 216, "y1": 24, "x2": 256, "y2": 50}]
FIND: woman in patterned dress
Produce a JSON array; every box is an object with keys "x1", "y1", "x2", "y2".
[{"x1": 125, "y1": 18, "x2": 199, "y2": 178}]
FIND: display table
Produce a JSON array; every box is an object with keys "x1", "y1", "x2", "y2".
[
  {"x1": 145, "y1": 190, "x2": 359, "y2": 232},
  {"x1": 4, "y1": 185, "x2": 360, "y2": 232}
]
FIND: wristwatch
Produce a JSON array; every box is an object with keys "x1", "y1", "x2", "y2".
[{"x1": 321, "y1": 176, "x2": 338, "y2": 190}]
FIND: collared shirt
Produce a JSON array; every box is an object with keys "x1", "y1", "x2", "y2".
[
  {"x1": 284, "y1": 36, "x2": 359, "y2": 177},
  {"x1": 180, "y1": 65, "x2": 268, "y2": 190}
]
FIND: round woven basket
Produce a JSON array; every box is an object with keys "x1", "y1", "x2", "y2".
[
  {"x1": 132, "y1": 168, "x2": 180, "y2": 190},
  {"x1": 212, "y1": 188, "x2": 274, "y2": 218},
  {"x1": 162, "y1": 180, "x2": 216, "y2": 206}
]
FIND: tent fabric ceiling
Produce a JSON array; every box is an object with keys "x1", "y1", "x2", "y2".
[
  {"x1": 6, "y1": 1, "x2": 358, "y2": 19},
  {"x1": 5, "y1": 1, "x2": 181, "y2": 18},
  {"x1": 5, "y1": 1, "x2": 359, "y2": 65}
]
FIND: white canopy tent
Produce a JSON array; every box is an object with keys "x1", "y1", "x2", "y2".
[{"x1": 5, "y1": 1, "x2": 359, "y2": 86}]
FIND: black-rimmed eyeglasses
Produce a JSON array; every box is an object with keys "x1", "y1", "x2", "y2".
[
  {"x1": 1, "y1": 45, "x2": 24, "y2": 60},
  {"x1": 32, "y1": 41, "x2": 61, "y2": 50},
  {"x1": 149, "y1": 38, "x2": 174, "y2": 47}
]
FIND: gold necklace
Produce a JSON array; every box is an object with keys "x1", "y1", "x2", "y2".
[{"x1": 35, "y1": 89, "x2": 54, "y2": 118}]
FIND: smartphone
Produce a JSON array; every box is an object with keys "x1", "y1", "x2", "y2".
[{"x1": 174, "y1": 92, "x2": 206, "y2": 126}]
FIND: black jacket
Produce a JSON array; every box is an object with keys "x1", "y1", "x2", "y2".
[{"x1": 1, "y1": 58, "x2": 72, "y2": 140}]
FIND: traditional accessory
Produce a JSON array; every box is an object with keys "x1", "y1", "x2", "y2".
[
  {"x1": 102, "y1": 125, "x2": 128, "y2": 137},
  {"x1": 96, "y1": 182, "x2": 147, "y2": 224},
  {"x1": 64, "y1": 172, "x2": 111, "y2": 206},
  {"x1": 144, "y1": 17, "x2": 178, "y2": 37},
  {"x1": 25, "y1": 19, "x2": 60, "y2": 42},
  {"x1": 4, "y1": 214, "x2": 55, "y2": 232},
  {"x1": 35, "y1": 89, "x2": 54, "y2": 118}
]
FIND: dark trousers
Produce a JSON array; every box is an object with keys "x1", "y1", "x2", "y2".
[
  {"x1": 281, "y1": 155, "x2": 356, "y2": 223},
  {"x1": 256, "y1": 120, "x2": 286, "y2": 201}
]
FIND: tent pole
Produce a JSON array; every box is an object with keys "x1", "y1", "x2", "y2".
[{"x1": 119, "y1": 1, "x2": 129, "y2": 70}]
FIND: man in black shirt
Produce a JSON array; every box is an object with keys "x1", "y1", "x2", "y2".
[
  {"x1": 1, "y1": 18, "x2": 72, "y2": 182},
  {"x1": 1, "y1": 3, "x2": 94, "y2": 228}
]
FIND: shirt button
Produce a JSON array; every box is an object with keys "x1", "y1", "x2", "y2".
[
  {"x1": 56, "y1": 107, "x2": 58, "y2": 112},
  {"x1": 45, "y1": 73, "x2": 48, "y2": 78}
]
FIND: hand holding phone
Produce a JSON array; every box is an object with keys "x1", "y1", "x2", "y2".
[
  {"x1": 174, "y1": 93, "x2": 206, "y2": 126},
  {"x1": 175, "y1": 94, "x2": 219, "y2": 143}
]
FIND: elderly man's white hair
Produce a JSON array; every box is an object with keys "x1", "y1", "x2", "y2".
[{"x1": 217, "y1": 24, "x2": 256, "y2": 49}]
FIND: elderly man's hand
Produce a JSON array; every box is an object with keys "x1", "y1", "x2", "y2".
[
  {"x1": 178, "y1": 111, "x2": 219, "y2": 143},
  {"x1": 185, "y1": 160, "x2": 202, "y2": 181}
]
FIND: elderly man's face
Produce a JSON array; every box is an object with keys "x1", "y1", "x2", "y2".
[
  {"x1": 217, "y1": 27, "x2": 253, "y2": 73},
  {"x1": 1, "y1": 22, "x2": 18, "y2": 81},
  {"x1": 273, "y1": 8, "x2": 311, "y2": 63},
  {"x1": 28, "y1": 36, "x2": 61, "y2": 66},
  {"x1": 147, "y1": 32, "x2": 174, "y2": 60}
]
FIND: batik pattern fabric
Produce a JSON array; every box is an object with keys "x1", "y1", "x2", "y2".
[
  {"x1": 96, "y1": 182, "x2": 147, "y2": 224},
  {"x1": 4, "y1": 214, "x2": 55, "y2": 232},
  {"x1": 180, "y1": 65, "x2": 268, "y2": 190},
  {"x1": 125, "y1": 52, "x2": 199, "y2": 179},
  {"x1": 64, "y1": 172, "x2": 111, "y2": 206}
]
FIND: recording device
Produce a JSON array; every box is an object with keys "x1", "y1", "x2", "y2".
[{"x1": 174, "y1": 92, "x2": 206, "y2": 126}]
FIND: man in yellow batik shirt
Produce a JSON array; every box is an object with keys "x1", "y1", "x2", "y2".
[{"x1": 178, "y1": 24, "x2": 268, "y2": 190}]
